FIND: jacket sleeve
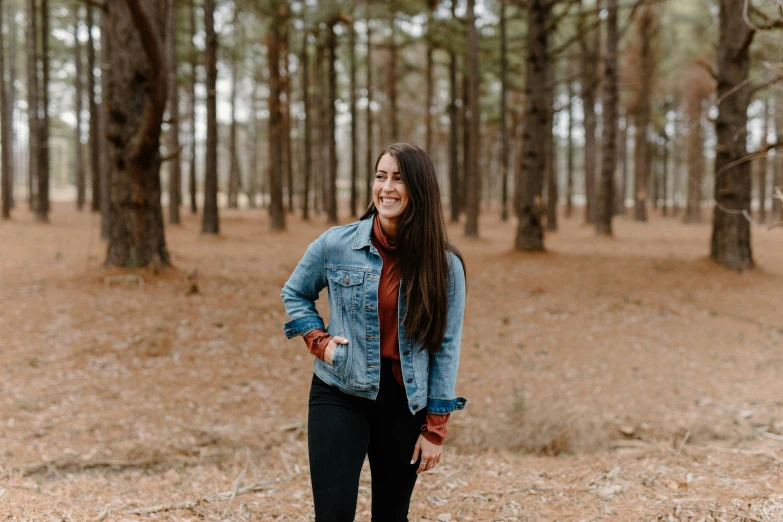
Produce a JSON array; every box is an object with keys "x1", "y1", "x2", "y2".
[
  {"x1": 426, "y1": 253, "x2": 467, "y2": 415},
  {"x1": 281, "y1": 231, "x2": 329, "y2": 338}
]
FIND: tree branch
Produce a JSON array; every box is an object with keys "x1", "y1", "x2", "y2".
[
  {"x1": 124, "y1": 0, "x2": 168, "y2": 163},
  {"x1": 750, "y1": 70, "x2": 783, "y2": 95},
  {"x1": 695, "y1": 58, "x2": 718, "y2": 81}
]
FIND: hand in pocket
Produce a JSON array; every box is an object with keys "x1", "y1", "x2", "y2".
[{"x1": 324, "y1": 336, "x2": 349, "y2": 365}]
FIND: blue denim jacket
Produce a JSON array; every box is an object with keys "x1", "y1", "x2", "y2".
[{"x1": 280, "y1": 215, "x2": 467, "y2": 416}]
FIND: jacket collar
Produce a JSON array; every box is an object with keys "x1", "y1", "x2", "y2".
[{"x1": 352, "y1": 213, "x2": 375, "y2": 250}]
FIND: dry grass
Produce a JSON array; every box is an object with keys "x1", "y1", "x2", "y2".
[{"x1": 1, "y1": 202, "x2": 782, "y2": 521}]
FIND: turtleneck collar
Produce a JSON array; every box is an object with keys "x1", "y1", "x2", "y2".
[{"x1": 372, "y1": 212, "x2": 397, "y2": 252}]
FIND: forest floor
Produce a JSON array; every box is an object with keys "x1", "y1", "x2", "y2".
[{"x1": 1, "y1": 202, "x2": 782, "y2": 522}]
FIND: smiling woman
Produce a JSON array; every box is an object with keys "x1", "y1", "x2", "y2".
[{"x1": 281, "y1": 142, "x2": 468, "y2": 520}]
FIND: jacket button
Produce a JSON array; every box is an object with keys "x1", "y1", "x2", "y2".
[
  {"x1": 403, "y1": 350, "x2": 410, "y2": 355},
  {"x1": 343, "y1": 276, "x2": 350, "y2": 284},
  {"x1": 413, "y1": 404, "x2": 419, "y2": 410},
  {"x1": 406, "y1": 377, "x2": 413, "y2": 383}
]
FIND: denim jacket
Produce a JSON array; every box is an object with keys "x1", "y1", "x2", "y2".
[{"x1": 280, "y1": 215, "x2": 467, "y2": 416}]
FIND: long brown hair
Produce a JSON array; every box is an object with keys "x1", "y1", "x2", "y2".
[{"x1": 360, "y1": 143, "x2": 466, "y2": 354}]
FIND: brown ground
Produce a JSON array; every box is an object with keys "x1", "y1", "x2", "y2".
[{"x1": 1, "y1": 202, "x2": 782, "y2": 521}]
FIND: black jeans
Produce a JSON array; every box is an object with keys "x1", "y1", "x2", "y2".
[{"x1": 308, "y1": 358, "x2": 427, "y2": 522}]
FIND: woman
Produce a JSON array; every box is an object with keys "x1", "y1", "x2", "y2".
[{"x1": 281, "y1": 143, "x2": 467, "y2": 521}]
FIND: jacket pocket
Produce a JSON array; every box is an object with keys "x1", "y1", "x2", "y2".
[{"x1": 328, "y1": 269, "x2": 365, "y2": 310}]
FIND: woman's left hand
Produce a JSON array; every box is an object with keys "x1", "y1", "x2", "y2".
[{"x1": 410, "y1": 434, "x2": 442, "y2": 474}]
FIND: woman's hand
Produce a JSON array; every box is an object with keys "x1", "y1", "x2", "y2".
[
  {"x1": 410, "y1": 434, "x2": 442, "y2": 474},
  {"x1": 323, "y1": 336, "x2": 349, "y2": 365}
]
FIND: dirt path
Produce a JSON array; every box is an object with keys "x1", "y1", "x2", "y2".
[{"x1": 1, "y1": 203, "x2": 781, "y2": 521}]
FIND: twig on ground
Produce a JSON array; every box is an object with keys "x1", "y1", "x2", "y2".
[
  {"x1": 126, "y1": 472, "x2": 306, "y2": 515},
  {"x1": 758, "y1": 430, "x2": 783, "y2": 442},
  {"x1": 222, "y1": 449, "x2": 250, "y2": 518}
]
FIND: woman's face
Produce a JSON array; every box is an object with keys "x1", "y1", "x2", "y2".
[{"x1": 373, "y1": 154, "x2": 409, "y2": 223}]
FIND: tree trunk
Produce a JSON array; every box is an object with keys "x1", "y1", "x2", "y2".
[
  {"x1": 684, "y1": 97, "x2": 704, "y2": 223},
  {"x1": 167, "y1": 0, "x2": 181, "y2": 223},
  {"x1": 7, "y1": 0, "x2": 15, "y2": 209},
  {"x1": 515, "y1": 0, "x2": 551, "y2": 251},
  {"x1": 105, "y1": 0, "x2": 170, "y2": 268},
  {"x1": 35, "y1": 0, "x2": 49, "y2": 222},
  {"x1": 326, "y1": 22, "x2": 338, "y2": 224},
  {"x1": 349, "y1": 22, "x2": 358, "y2": 217},
  {"x1": 464, "y1": 0, "x2": 480, "y2": 238},
  {"x1": 448, "y1": 0, "x2": 459, "y2": 223},
  {"x1": 775, "y1": 97, "x2": 783, "y2": 220},
  {"x1": 26, "y1": 0, "x2": 37, "y2": 211},
  {"x1": 633, "y1": 8, "x2": 654, "y2": 222},
  {"x1": 227, "y1": 49, "x2": 240, "y2": 209},
  {"x1": 188, "y1": 0, "x2": 197, "y2": 213},
  {"x1": 500, "y1": 0, "x2": 509, "y2": 221},
  {"x1": 670, "y1": 108, "x2": 681, "y2": 216},
  {"x1": 425, "y1": 0, "x2": 436, "y2": 153},
  {"x1": 545, "y1": 61, "x2": 557, "y2": 232},
  {"x1": 661, "y1": 127, "x2": 670, "y2": 216},
  {"x1": 314, "y1": 32, "x2": 324, "y2": 216},
  {"x1": 267, "y1": 13, "x2": 285, "y2": 231},
  {"x1": 201, "y1": 0, "x2": 219, "y2": 233},
  {"x1": 100, "y1": 9, "x2": 111, "y2": 240},
  {"x1": 389, "y1": 9, "x2": 399, "y2": 141},
  {"x1": 0, "y1": 0, "x2": 10, "y2": 219},
  {"x1": 711, "y1": 0, "x2": 754, "y2": 269},
  {"x1": 365, "y1": 18, "x2": 374, "y2": 209},
  {"x1": 757, "y1": 98, "x2": 768, "y2": 223},
  {"x1": 461, "y1": 69, "x2": 469, "y2": 218},
  {"x1": 282, "y1": 20, "x2": 293, "y2": 213},
  {"x1": 580, "y1": 0, "x2": 599, "y2": 225},
  {"x1": 74, "y1": 5, "x2": 86, "y2": 211},
  {"x1": 87, "y1": 5, "x2": 100, "y2": 212},
  {"x1": 302, "y1": 28, "x2": 311, "y2": 220},
  {"x1": 596, "y1": 0, "x2": 617, "y2": 235},
  {"x1": 565, "y1": 59, "x2": 575, "y2": 219}
]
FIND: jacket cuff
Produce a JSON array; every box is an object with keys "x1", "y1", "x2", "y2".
[
  {"x1": 283, "y1": 315, "x2": 325, "y2": 339},
  {"x1": 426, "y1": 396, "x2": 467, "y2": 414}
]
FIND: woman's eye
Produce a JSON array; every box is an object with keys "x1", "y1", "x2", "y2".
[
  {"x1": 375, "y1": 174, "x2": 383, "y2": 180},
  {"x1": 395, "y1": 177, "x2": 403, "y2": 182}
]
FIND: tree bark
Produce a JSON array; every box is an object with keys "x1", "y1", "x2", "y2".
[
  {"x1": 516, "y1": 0, "x2": 551, "y2": 251},
  {"x1": 565, "y1": 57, "x2": 575, "y2": 219},
  {"x1": 617, "y1": 112, "x2": 628, "y2": 215},
  {"x1": 281, "y1": 19, "x2": 293, "y2": 213},
  {"x1": 87, "y1": 5, "x2": 100, "y2": 212},
  {"x1": 167, "y1": 0, "x2": 181, "y2": 223},
  {"x1": 389, "y1": 9, "x2": 399, "y2": 141},
  {"x1": 684, "y1": 97, "x2": 704, "y2": 223},
  {"x1": 201, "y1": 0, "x2": 219, "y2": 233},
  {"x1": 775, "y1": 97, "x2": 783, "y2": 220},
  {"x1": 26, "y1": 0, "x2": 37, "y2": 211},
  {"x1": 247, "y1": 56, "x2": 260, "y2": 209},
  {"x1": 349, "y1": 22, "x2": 358, "y2": 217},
  {"x1": 596, "y1": 0, "x2": 618, "y2": 235},
  {"x1": 500, "y1": 0, "x2": 509, "y2": 221},
  {"x1": 105, "y1": 0, "x2": 170, "y2": 268},
  {"x1": 7, "y1": 0, "x2": 16, "y2": 209},
  {"x1": 227, "y1": 48, "x2": 240, "y2": 209},
  {"x1": 425, "y1": 0, "x2": 436, "y2": 154},
  {"x1": 448, "y1": 0, "x2": 459, "y2": 223},
  {"x1": 188, "y1": 0, "x2": 197, "y2": 213},
  {"x1": 326, "y1": 21, "x2": 338, "y2": 224},
  {"x1": 74, "y1": 5, "x2": 86, "y2": 211},
  {"x1": 100, "y1": 9, "x2": 111, "y2": 240},
  {"x1": 267, "y1": 12, "x2": 285, "y2": 231},
  {"x1": 302, "y1": 28, "x2": 311, "y2": 220},
  {"x1": 545, "y1": 60, "x2": 557, "y2": 232},
  {"x1": 0, "y1": 0, "x2": 10, "y2": 219},
  {"x1": 710, "y1": 0, "x2": 754, "y2": 270},
  {"x1": 464, "y1": 0, "x2": 480, "y2": 238},
  {"x1": 35, "y1": 0, "x2": 49, "y2": 222},
  {"x1": 579, "y1": 0, "x2": 599, "y2": 225},
  {"x1": 633, "y1": 8, "x2": 654, "y2": 222},
  {"x1": 365, "y1": 18, "x2": 374, "y2": 209}
]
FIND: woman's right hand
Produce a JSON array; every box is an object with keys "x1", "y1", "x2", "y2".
[{"x1": 324, "y1": 336, "x2": 349, "y2": 365}]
